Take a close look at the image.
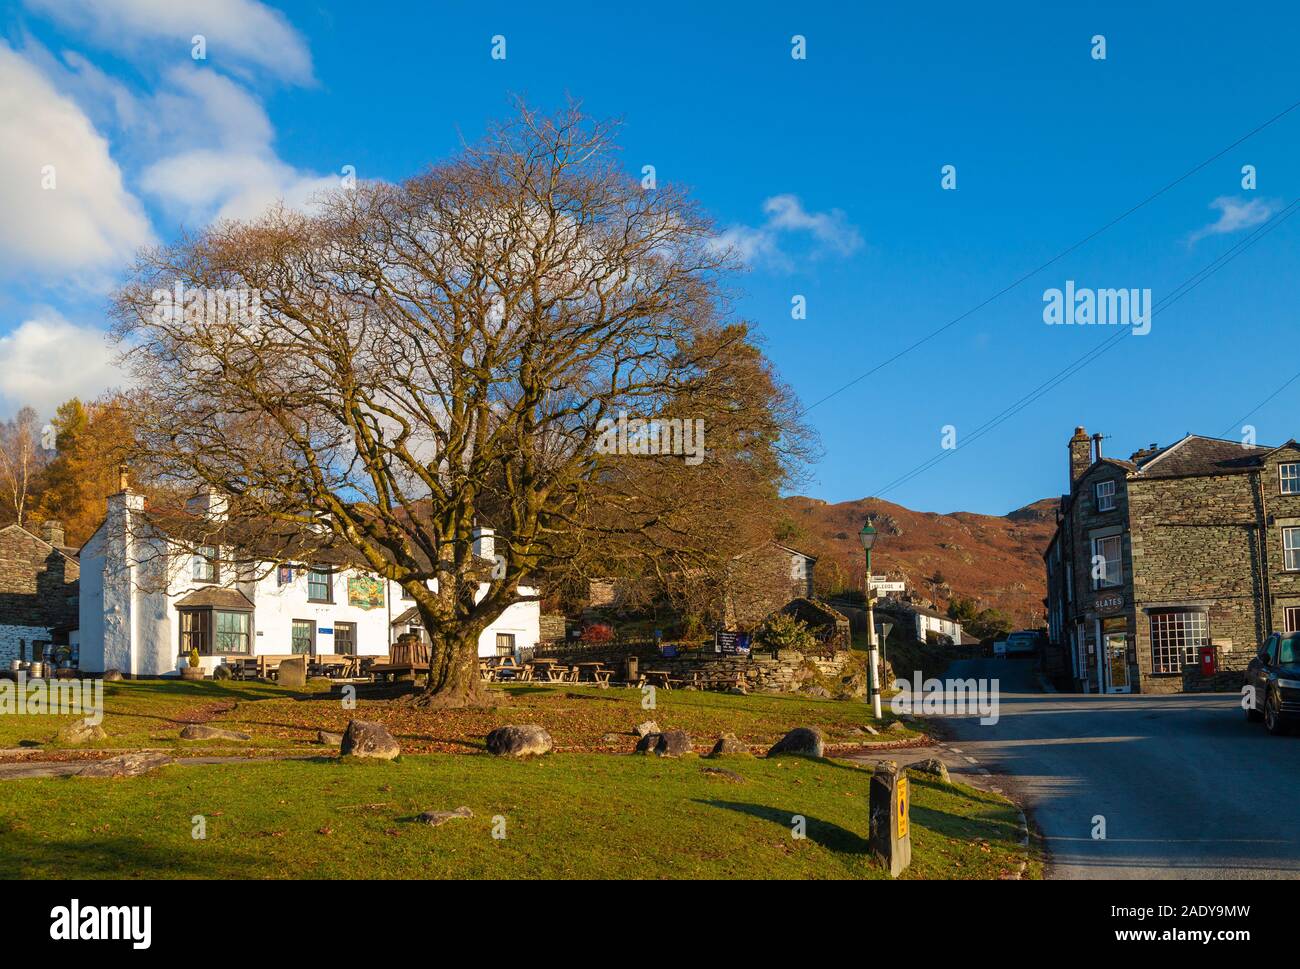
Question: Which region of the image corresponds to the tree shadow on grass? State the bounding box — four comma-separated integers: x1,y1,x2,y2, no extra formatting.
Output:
0,832,268,879
692,799,871,855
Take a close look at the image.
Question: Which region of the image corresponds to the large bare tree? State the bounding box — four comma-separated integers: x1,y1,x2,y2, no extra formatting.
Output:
111,104,810,706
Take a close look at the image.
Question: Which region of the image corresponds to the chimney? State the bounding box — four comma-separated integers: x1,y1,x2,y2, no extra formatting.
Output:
39,520,65,547
471,526,495,561
1092,433,1104,462
1069,426,1093,488
186,487,229,521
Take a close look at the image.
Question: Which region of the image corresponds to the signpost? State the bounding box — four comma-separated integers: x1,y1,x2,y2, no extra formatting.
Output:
869,761,912,877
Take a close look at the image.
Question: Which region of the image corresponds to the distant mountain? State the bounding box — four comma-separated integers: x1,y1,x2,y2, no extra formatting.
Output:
779,495,1058,628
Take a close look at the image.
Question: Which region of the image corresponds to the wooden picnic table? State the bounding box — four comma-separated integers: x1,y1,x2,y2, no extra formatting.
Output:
643,670,682,690
574,662,613,687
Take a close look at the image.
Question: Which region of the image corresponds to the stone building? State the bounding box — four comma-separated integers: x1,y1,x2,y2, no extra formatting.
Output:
723,542,816,628
1044,426,1300,693
0,520,80,665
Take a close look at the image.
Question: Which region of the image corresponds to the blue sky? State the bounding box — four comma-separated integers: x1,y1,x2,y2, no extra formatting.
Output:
2,1,1298,515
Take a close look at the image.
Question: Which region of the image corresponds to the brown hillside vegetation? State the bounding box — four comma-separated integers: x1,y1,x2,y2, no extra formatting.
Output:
779,495,1057,629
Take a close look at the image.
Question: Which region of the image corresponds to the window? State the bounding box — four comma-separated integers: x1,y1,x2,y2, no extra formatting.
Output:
1149,610,1208,674
1095,480,1117,512
307,568,333,602
334,622,356,656
1284,527,1300,572
1285,606,1300,634
1283,636,1299,666
214,611,251,654
180,608,251,655
180,610,209,653
291,620,315,655
1092,534,1123,589
192,545,218,583
495,633,516,657
1281,463,1300,496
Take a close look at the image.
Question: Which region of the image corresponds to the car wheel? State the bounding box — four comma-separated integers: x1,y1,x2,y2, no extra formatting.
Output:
1265,694,1289,735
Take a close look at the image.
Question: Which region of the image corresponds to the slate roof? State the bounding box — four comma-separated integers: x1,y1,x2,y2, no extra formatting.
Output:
1133,435,1272,478
173,587,255,610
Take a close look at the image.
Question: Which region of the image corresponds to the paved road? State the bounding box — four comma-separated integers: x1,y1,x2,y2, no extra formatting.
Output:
933,658,1300,879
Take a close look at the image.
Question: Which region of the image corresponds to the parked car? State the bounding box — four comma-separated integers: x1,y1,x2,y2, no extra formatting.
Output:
1000,631,1040,658
1245,632,1300,735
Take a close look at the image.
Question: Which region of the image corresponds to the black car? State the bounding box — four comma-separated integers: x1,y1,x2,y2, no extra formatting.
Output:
1245,632,1300,735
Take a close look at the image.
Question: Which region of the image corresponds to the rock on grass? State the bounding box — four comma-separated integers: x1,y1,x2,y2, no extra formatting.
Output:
179,724,252,742
341,720,401,760
485,724,553,757
767,726,824,759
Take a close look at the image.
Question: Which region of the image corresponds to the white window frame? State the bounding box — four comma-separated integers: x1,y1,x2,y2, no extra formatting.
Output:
1149,610,1208,674
1284,606,1300,634
1284,527,1300,572
192,545,218,583
1095,479,1117,512
1092,534,1123,589
1281,463,1300,496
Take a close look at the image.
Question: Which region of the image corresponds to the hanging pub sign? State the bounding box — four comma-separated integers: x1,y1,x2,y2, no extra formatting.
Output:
714,630,751,655
347,575,386,610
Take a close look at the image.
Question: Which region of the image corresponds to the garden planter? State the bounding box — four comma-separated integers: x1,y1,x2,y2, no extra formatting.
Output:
180,667,206,681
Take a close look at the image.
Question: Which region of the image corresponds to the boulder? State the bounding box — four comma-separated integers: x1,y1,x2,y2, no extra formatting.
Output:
317,730,343,746
277,656,307,688
485,724,553,757
56,719,106,745
910,757,951,784
102,669,124,682
341,719,401,760
707,733,749,757
638,728,691,757
801,685,832,699
600,732,625,744
76,752,171,778
417,806,474,826
634,720,661,738
886,720,908,733
767,726,824,759
179,724,252,742
726,685,749,696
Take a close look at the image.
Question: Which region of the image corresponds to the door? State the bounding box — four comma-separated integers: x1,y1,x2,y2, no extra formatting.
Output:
291,619,316,655
1103,632,1130,693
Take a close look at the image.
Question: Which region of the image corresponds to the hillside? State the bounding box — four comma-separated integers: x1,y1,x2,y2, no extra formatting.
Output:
779,495,1058,628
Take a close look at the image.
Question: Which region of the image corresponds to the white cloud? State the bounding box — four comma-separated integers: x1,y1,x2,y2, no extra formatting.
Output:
141,149,338,223
711,194,863,269
0,42,153,281
0,312,123,417
1189,195,1279,244
24,0,313,84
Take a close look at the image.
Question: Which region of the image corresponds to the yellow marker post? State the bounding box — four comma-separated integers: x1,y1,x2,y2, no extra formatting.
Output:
869,761,912,877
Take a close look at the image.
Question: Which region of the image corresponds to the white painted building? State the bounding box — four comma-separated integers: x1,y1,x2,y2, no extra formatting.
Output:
78,485,539,677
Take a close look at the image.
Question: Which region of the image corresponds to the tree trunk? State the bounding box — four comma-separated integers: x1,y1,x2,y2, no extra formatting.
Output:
413,627,495,709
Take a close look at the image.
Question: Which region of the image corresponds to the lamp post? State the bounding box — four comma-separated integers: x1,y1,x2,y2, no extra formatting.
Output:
860,522,882,719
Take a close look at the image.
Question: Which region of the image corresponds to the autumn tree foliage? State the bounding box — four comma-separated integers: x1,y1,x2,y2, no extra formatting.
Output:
110,104,811,706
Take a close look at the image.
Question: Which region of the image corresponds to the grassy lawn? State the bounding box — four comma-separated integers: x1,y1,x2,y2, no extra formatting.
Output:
0,679,923,755
0,753,1034,879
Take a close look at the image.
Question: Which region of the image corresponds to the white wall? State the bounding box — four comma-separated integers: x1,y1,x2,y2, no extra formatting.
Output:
78,507,542,674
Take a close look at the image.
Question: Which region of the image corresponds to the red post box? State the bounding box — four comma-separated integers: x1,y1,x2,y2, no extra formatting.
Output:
1198,645,1216,676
